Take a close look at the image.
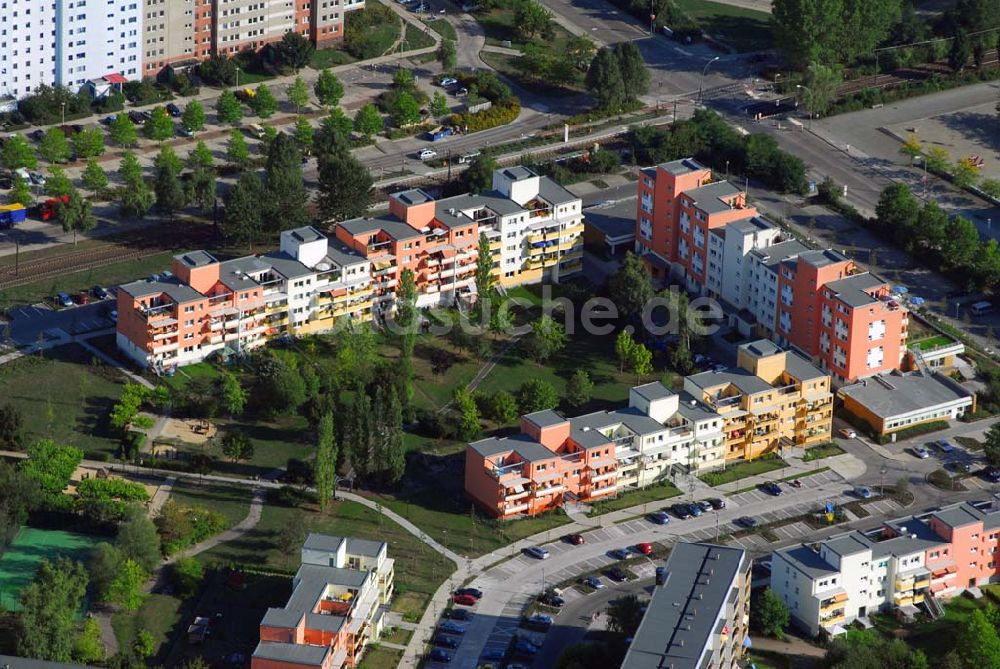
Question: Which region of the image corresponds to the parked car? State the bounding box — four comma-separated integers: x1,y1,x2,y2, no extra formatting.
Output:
647,511,670,525
56,292,74,307
428,648,452,663
452,594,478,606
29,172,46,187
760,482,783,496
28,129,45,142
539,592,564,607
635,542,654,555
985,467,1000,483
444,607,472,621
457,87,469,96
513,640,539,656
479,649,506,662
100,115,117,126
655,566,667,585
947,461,971,474
93,285,110,300
671,503,693,519
166,103,182,117
605,567,629,582
128,110,146,124
178,126,194,138
583,575,604,590
524,546,549,560
455,588,482,600
439,77,459,87
697,500,713,511
735,516,758,528
609,548,630,560
707,497,726,510
839,428,857,439
854,485,873,499
565,533,584,545
687,502,703,517
109,309,118,323
73,292,90,305
433,635,459,649
523,613,553,631
937,440,956,453
418,148,437,160
438,621,465,635
912,445,930,459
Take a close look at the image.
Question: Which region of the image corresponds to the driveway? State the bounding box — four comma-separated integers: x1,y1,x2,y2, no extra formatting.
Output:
6,299,115,345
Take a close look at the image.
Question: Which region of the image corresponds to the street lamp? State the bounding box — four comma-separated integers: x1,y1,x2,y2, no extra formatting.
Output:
880,465,888,496
914,155,928,198
60,102,66,126
235,66,241,89
795,84,812,129
698,56,720,104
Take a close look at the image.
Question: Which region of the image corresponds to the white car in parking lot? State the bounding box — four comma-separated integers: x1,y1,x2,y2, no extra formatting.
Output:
418,148,437,161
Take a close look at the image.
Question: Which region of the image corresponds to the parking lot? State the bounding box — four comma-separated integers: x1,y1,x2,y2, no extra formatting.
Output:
6,299,115,346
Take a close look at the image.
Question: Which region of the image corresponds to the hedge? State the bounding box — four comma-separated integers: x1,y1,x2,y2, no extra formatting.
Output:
879,419,949,445
450,98,520,133
76,477,151,502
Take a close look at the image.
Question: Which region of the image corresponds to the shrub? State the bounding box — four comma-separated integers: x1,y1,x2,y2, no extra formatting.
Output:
450,98,521,133
76,478,150,502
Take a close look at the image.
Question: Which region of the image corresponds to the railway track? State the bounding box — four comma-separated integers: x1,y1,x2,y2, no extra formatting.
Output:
836,54,1000,97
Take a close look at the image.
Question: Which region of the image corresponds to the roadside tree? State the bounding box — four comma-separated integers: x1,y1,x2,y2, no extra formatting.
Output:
226,128,251,167
2,134,38,170
251,84,279,118
43,166,73,198
58,190,96,245
109,113,138,147
216,89,244,125
144,107,174,142
314,69,345,108
565,369,593,408
71,129,105,159
39,128,71,164
353,103,384,138
182,100,207,132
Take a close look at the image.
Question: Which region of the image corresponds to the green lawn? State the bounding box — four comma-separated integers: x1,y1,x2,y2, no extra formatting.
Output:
0,528,101,611
700,456,788,487
475,8,574,50
587,481,682,517
358,645,404,669
0,250,177,310
112,594,184,663
911,334,955,351
195,497,454,622
674,0,774,53
801,442,845,462
424,17,458,42
479,51,585,96
167,482,253,528
404,22,436,51
309,48,357,69
0,344,127,459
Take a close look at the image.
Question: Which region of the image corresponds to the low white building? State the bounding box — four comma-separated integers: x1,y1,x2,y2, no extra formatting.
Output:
837,371,975,437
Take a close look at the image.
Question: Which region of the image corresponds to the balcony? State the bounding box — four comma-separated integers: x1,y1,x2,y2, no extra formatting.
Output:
534,484,565,497
591,470,617,483
502,502,529,514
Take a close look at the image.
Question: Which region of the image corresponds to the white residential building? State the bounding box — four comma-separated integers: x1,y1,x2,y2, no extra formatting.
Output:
706,216,783,311
0,0,142,100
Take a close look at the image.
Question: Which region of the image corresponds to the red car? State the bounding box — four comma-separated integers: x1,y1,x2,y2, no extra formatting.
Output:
566,534,584,545
452,594,478,606
636,542,654,555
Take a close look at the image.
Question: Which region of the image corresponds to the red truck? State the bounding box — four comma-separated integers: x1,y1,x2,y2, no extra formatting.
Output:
38,195,70,221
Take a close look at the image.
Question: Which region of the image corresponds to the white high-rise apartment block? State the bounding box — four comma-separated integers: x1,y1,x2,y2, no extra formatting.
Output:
0,1,142,100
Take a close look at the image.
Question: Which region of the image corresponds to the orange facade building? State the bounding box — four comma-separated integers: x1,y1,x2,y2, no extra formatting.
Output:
635,158,908,383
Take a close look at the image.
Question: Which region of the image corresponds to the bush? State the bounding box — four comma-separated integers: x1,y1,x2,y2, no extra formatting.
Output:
450,98,521,133
878,419,948,445
171,557,204,597
76,478,150,502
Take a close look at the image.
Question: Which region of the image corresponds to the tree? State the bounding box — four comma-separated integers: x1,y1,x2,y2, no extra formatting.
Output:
528,315,567,362
984,422,1000,468
262,132,310,231
221,432,254,463
518,378,559,414
81,159,109,197
953,157,980,189
118,152,154,219
223,172,265,246
71,128,105,159
187,141,214,172
225,128,251,168
44,166,73,198
16,557,88,662
925,146,951,174
565,369,593,408
607,594,644,636
251,84,279,118
875,182,921,248
751,587,790,640
475,232,496,303
321,108,353,142
489,390,519,425
438,38,457,70
609,252,653,322
198,55,238,85
0,404,24,450
942,216,981,273
615,329,636,373
957,608,1000,667
255,353,308,415
73,617,105,665
454,388,481,441
216,89,244,125
430,91,449,117
182,100,207,132
276,30,315,70
118,151,144,185
981,177,1000,199
89,543,123,603
825,629,929,669
586,47,625,109
116,511,161,573
390,91,421,127
134,630,155,660
144,107,175,142
316,150,374,222
899,134,922,165
629,342,653,381
277,522,307,562
463,152,498,194
564,35,597,70
39,128,71,164
800,62,842,117
172,557,204,598
772,0,843,68
106,558,147,611
315,412,338,510
58,190,97,245
353,103,384,138
287,76,311,114
950,29,972,72
314,69,345,108
154,146,187,216
514,0,553,40
290,117,314,157
220,372,247,416
2,134,38,170
614,42,649,101
9,174,33,206
393,67,416,90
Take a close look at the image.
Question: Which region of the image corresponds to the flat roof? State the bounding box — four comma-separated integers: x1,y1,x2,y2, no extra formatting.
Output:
740,339,782,359
683,180,744,215
838,372,973,420
657,158,706,176
262,251,315,280
499,165,537,181
798,248,848,269
632,381,674,402
469,433,557,462
774,544,840,579
253,641,330,666
676,392,721,423
285,225,325,243
752,239,811,269
538,178,579,206
523,409,566,429
392,188,434,206
339,215,423,241
584,199,637,241
623,543,746,669
823,272,886,308
687,368,773,396
324,242,369,269
302,533,385,558
118,278,204,304
784,351,828,382
728,215,776,234
219,256,270,291
174,250,217,268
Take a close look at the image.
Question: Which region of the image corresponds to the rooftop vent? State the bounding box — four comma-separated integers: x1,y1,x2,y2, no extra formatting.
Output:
316,262,331,271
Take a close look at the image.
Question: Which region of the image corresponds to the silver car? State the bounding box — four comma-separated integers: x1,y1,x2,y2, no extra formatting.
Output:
525,546,550,560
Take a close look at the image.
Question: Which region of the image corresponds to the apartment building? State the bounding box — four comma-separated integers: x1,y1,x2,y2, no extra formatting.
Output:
1,0,142,100
623,543,750,669
684,340,833,462
253,533,394,669
772,500,1000,636
116,226,373,369
142,0,362,76
634,157,909,383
